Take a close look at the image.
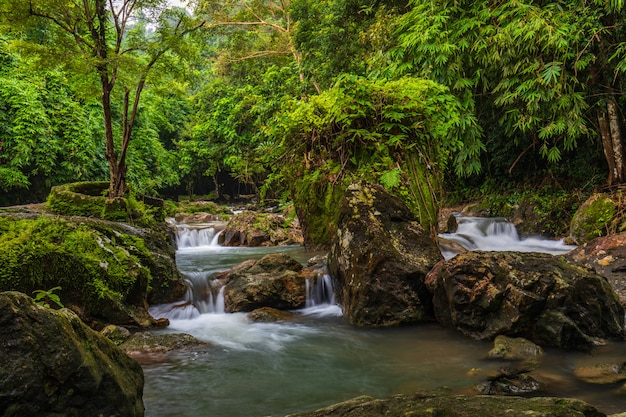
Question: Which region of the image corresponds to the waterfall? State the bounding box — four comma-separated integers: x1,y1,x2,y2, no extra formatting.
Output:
183,271,225,314
439,214,575,259
305,273,336,307
176,226,222,249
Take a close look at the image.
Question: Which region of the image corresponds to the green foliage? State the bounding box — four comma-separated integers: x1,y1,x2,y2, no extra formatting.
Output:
33,286,64,309
391,0,625,179
267,75,466,243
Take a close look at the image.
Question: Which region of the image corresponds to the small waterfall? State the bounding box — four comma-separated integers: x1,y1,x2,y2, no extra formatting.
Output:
184,271,225,314
439,214,576,259
176,226,220,249
306,273,336,307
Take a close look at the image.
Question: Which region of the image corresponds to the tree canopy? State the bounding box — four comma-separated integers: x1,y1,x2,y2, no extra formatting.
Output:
0,0,624,234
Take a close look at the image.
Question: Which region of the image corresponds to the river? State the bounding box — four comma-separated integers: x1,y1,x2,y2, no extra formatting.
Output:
143,217,625,417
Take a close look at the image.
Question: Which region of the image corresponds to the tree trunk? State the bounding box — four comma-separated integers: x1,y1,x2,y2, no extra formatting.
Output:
598,99,626,185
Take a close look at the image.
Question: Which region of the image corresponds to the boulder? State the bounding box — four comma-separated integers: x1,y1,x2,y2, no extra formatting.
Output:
221,253,307,312
474,373,545,395
567,233,626,307
427,251,624,349
218,210,302,246
328,181,443,327
0,214,184,329
0,291,144,417
119,332,209,364
569,193,617,244
488,335,544,372
272,393,606,417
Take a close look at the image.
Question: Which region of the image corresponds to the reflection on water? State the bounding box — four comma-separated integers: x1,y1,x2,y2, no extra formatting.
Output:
143,221,626,417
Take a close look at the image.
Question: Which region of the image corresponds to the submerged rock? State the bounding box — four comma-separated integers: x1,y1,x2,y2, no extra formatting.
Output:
119,331,210,364
248,307,298,322
574,361,626,385
328,181,442,327
0,291,144,417
274,393,606,417
427,251,624,350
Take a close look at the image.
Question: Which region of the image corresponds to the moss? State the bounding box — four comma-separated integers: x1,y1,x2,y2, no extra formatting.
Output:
570,193,617,243
46,181,163,226
0,216,153,323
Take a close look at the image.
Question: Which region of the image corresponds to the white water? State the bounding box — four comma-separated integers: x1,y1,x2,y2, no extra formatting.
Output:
439,214,576,260
143,219,624,417
175,225,222,249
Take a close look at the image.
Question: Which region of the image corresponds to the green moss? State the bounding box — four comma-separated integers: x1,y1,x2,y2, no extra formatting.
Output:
46,181,163,226
570,193,617,243
0,216,153,316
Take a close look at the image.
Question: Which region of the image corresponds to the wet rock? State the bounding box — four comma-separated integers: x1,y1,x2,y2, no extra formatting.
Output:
100,324,132,345
567,233,626,307
569,193,617,244
0,291,144,417
222,253,307,312
574,361,626,384
218,210,302,246
474,373,545,395
273,393,606,417
427,251,624,349
120,331,209,364
488,335,544,371
328,181,442,327
248,307,297,322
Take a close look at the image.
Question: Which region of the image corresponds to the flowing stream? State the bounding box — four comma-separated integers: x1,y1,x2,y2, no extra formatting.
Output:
144,218,625,417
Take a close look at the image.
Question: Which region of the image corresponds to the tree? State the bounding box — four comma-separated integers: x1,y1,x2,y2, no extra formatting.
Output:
392,0,626,185
0,0,205,197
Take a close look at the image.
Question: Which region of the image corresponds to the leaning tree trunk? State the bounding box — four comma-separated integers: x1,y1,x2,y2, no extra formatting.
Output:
597,98,626,185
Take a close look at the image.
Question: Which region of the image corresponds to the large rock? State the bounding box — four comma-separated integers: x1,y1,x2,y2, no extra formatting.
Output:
221,253,307,312
328,182,443,327
0,291,144,417
274,393,606,417
218,210,302,246
567,233,626,307
0,214,185,329
427,251,624,349
569,193,617,244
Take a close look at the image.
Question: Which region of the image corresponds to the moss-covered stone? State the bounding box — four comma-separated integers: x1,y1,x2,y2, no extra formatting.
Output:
274,393,606,417
570,193,617,244
0,291,144,417
0,214,185,328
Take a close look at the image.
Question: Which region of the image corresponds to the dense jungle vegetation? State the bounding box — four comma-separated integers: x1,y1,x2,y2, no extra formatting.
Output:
1,0,626,243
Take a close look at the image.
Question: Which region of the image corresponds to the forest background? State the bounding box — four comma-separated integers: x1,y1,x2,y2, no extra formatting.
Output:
1,0,625,245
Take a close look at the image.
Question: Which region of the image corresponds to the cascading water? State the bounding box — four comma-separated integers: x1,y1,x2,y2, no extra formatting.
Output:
438,214,576,260
175,225,222,249
305,273,335,308
143,217,624,417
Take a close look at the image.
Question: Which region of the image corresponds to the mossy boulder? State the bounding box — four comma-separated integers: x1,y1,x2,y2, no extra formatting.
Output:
119,332,210,364
274,393,606,417
46,181,167,225
0,215,185,328
0,291,144,416
569,193,617,244
328,181,442,327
